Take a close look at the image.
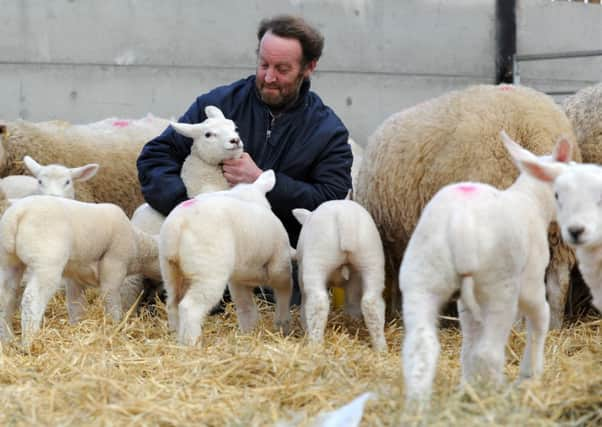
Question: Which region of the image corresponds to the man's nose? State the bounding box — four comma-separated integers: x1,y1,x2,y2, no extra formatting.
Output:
265,69,276,83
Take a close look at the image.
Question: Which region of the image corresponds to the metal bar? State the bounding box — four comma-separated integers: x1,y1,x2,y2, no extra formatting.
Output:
515,50,602,62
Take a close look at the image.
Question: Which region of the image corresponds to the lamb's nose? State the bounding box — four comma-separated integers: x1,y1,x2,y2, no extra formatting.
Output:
568,225,585,242
230,138,240,146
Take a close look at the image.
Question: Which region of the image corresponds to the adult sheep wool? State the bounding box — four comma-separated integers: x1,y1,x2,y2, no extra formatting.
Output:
563,82,602,164
0,114,169,217
355,84,581,324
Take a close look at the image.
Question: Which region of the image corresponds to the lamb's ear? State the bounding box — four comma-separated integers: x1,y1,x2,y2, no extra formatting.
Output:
518,157,568,183
170,122,203,139
500,130,537,165
553,136,572,163
254,169,276,193
292,208,311,225
70,163,100,182
204,105,225,120
23,155,42,177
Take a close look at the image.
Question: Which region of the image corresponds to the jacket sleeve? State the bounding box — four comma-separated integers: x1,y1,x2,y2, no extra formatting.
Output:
136,98,206,216
267,125,353,218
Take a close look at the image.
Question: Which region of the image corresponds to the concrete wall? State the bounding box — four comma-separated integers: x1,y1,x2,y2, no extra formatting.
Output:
0,0,599,146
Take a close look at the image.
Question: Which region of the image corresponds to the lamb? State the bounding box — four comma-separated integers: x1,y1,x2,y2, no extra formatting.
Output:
159,170,292,346
519,160,602,313
0,155,98,200
0,113,169,217
354,84,581,328
400,131,572,405
0,194,161,350
131,105,243,235
292,199,387,351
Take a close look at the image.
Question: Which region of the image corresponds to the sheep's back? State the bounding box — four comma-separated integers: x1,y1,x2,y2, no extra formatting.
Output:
563,82,602,164
355,84,580,317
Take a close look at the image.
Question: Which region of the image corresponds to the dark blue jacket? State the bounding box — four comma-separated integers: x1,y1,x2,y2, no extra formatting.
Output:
137,75,352,246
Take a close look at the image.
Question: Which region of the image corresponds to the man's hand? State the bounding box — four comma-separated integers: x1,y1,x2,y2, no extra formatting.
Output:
222,152,263,186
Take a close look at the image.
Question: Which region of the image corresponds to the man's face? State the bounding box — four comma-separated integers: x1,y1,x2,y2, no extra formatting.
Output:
255,31,315,110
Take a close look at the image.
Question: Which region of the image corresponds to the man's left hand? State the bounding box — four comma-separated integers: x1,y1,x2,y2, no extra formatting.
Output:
222,152,263,185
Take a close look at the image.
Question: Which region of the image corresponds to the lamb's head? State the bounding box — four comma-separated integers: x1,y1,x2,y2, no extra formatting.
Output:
226,169,276,209
23,155,99,199
170,106,243,165
502,131,602,248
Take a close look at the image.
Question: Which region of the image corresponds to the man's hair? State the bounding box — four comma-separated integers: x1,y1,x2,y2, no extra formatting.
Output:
257,15,324,66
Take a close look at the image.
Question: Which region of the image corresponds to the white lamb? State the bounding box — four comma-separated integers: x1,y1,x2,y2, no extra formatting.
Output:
0,155,98,199
292,200,387,351
0,195,161,350
400,131,572,405
518,161,602,312
159,170,292,346
131,105,243,234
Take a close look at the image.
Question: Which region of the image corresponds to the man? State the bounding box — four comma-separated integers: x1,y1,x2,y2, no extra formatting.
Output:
137,14,352,305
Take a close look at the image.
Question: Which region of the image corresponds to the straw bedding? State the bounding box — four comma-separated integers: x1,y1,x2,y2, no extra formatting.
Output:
0,291,599,426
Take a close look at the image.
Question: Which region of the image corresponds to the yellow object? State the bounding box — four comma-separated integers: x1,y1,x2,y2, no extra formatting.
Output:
332,287,345,308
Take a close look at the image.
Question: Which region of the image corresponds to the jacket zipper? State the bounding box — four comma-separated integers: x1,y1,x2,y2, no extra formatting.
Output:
266,112,276,143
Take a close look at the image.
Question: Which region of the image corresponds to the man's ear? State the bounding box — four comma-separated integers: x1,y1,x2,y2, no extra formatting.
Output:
303,59,317,78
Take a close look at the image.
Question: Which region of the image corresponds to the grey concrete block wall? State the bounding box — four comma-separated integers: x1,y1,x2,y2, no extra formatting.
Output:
0,0,599,146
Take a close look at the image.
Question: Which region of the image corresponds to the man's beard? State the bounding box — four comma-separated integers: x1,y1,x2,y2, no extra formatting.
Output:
257,73,305,111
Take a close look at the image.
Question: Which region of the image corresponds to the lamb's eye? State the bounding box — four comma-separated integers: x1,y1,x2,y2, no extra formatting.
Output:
554,192,559,201
205,132,213,138
38,179,42,185
65,179,71,185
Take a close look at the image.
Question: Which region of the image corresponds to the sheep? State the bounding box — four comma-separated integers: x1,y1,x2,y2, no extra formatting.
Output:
400,131,572,405
0,113,169,217
354,84,581,328
131,105,243,235
562,82,602,165
159,170,292,346
292,199,387,351
518,160,602,313
0,194,161,350
0,155,98,200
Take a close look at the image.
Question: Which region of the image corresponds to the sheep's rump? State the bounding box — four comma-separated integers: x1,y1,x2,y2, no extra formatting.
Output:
563,82,602,165
0,115,169,216
355,84,581,318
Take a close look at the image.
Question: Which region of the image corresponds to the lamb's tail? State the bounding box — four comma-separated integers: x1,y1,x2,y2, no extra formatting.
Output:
448,207,482,323
336,207,357,254
160,220,189,304
0,193,22,256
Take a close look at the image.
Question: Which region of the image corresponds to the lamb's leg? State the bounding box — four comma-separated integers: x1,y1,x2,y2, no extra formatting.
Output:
120,274,145,312
270,273,293,335
65,278,87,324
467,290,517,387
358,268,386,352
302,270,330,344
545,263,569,329
177,280,226,346
98,258,127,322
458,299,483,384
0,264,24,343
402,288,443,404
229,282,259,333
20,267,63,350
344,269,363,319
159,257,180,333
518,280,550,379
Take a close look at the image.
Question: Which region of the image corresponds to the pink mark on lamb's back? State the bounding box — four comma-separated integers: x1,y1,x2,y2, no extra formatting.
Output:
179,199,197,208
499,85,513,92
112,120,130,127
455,184,479,195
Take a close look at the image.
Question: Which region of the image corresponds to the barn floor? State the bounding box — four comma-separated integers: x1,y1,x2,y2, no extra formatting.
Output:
0,291,600,426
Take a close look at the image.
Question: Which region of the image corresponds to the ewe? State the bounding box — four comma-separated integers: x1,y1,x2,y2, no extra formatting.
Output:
0,195,161,350
292,199,387,351
160,170,292,346
400,131,571,405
